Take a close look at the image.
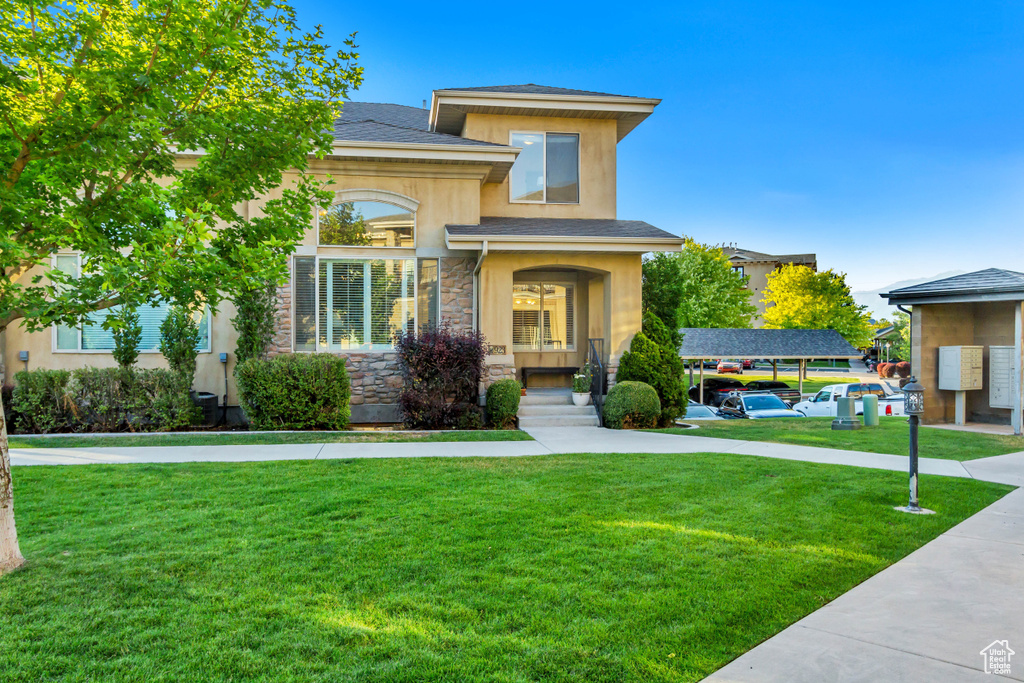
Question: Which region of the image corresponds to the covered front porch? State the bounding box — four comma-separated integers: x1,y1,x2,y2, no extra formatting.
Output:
445,216,684,390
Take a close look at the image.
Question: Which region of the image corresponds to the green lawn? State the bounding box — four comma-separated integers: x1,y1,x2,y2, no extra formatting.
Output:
684,373,857,394
654,417,1024,461
0,454,1010,682
8,429,533,449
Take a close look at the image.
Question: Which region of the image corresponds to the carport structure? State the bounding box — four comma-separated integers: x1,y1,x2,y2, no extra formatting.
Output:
677,328,862,403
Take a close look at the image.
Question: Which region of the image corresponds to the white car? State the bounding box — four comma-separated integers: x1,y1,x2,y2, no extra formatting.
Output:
793,382,905,417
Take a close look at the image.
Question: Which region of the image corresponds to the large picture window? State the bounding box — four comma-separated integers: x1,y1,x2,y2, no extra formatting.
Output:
512,282,575,351
509,132,580,204
292,256,439,352
319,200,414,247
53,254,210,352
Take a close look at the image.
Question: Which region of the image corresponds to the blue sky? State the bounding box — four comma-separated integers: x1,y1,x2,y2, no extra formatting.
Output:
292,0,1024,293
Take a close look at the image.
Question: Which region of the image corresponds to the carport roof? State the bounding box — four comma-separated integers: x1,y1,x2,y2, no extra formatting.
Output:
677,328,861,359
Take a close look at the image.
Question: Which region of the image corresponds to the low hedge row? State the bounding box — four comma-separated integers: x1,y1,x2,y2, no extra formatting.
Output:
8,368,199,433
235,353,351,431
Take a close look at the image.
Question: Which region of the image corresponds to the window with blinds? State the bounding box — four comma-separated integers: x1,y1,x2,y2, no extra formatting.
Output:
293,256,317,352
304,258,416,351
53,254,210,352
512,282,574,351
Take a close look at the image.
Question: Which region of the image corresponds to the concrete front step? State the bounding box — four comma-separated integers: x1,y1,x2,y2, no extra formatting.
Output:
519,393,574,406
518,415,601,428
518,404,597,417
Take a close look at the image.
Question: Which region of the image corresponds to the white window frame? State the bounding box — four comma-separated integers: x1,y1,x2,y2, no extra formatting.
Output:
315,189,419,248
293,255,438,354
511,279,577,352
508,131,581,205
50,253,212,354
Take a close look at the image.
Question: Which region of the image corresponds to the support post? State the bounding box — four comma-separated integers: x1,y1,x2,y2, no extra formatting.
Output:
772,359,777,381
954,390,966,426
1015,302,1023,436
798,359,804,396
907,413,921,511
699,360,705,404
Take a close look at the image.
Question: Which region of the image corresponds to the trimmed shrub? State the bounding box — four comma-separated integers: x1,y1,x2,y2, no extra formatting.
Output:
616,313,686,425
486,379,521,429
236,354,351,431
880,362,897,378
895,361,911,378
69,368,199,432
603,381,661,430
394,325,486,430
160,304,201,387
11,369,73,433
876,362,890,378
233,280,279,366
111,306,143,370
1,384,13,427
9,368,197,433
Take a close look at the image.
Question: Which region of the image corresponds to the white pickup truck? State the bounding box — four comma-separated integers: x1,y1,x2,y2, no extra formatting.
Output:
793,382,905,417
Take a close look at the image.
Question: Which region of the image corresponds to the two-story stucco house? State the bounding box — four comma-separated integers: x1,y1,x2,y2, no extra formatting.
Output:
2,84,684,423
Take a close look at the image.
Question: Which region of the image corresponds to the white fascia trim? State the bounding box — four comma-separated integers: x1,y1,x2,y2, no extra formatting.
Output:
445,234,683,253
329,140,520,162
430,91,661,129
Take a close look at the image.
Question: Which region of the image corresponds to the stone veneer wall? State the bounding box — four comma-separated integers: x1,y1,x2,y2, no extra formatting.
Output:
440,257,474,331
265,258,477,420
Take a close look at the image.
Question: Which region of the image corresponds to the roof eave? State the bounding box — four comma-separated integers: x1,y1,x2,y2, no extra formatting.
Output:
445,233,683,253
883,291,1024,305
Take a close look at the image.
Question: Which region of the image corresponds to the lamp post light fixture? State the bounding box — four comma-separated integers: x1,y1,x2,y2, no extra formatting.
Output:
896,377,934,514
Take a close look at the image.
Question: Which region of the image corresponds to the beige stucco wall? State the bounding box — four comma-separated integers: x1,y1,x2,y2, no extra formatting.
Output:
911,302,1019,424
739,262,776,327
463,113,617,220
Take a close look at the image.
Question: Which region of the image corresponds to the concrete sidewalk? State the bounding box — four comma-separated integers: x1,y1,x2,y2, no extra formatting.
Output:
9,427,1012,486
704,487,1024,682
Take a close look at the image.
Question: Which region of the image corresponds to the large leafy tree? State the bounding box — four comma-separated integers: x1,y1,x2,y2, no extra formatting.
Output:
0,0,362,575
761,265,874,348
676,239,757,329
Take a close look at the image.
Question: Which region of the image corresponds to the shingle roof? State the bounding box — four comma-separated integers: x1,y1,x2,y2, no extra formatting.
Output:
333,101,509,147
437,84,644,98
883,268,1024,302
722,247,816,265
445,217,681,240
677,328,861,359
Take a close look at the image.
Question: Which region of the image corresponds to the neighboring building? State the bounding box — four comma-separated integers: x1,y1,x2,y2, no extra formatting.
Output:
3,84,683,422
721,247,817,327
883,269,1024,433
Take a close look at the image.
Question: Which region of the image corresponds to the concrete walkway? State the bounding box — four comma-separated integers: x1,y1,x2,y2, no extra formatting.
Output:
704,486,1024,682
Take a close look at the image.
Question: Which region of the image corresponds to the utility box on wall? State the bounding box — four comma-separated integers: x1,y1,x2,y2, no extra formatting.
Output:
938,345,983,391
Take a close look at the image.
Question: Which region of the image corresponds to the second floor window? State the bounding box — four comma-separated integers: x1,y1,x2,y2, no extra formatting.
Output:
319,200,414,247
509,132,580,204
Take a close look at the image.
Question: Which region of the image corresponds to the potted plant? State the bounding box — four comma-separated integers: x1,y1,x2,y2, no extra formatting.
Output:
572,365,591,406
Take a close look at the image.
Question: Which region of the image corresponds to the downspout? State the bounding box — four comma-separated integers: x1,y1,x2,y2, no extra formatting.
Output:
472,241,488,332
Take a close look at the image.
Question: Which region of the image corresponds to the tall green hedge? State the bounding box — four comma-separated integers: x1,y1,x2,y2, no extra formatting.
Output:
616,313,686,426
486,379,521,429
602,381,661,430
9,367,198,433
236,354,350,431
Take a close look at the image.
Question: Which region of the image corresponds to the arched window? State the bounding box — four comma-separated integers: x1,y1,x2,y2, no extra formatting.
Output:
319,200,415,248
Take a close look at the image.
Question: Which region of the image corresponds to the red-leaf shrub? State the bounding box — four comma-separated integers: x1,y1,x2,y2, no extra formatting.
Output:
395,324,487,429
895,361,911,378
880,363,897,378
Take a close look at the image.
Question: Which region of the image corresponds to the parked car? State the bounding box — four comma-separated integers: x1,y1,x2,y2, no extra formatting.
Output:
678,400,724,421
717,391,806,419
792,382,905,417
689,377,747,406
742,359,756,370
743,380,801,405
717,359,743,374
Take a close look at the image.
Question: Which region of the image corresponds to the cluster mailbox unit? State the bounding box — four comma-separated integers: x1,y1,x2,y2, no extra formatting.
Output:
938,345,983,425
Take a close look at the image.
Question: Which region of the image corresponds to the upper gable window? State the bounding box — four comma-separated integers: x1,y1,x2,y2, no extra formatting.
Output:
319,200,414,247
509,132,579,204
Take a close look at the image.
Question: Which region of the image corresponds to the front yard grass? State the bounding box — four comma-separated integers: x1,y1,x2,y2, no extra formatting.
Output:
8,429,533,449
0,453,1011,682
653,417,1024,461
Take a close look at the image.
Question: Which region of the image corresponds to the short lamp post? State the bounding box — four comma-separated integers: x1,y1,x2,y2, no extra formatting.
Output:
897,378,932,514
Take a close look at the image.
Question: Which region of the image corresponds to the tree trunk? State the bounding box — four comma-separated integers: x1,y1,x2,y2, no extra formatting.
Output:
0,396,25,575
